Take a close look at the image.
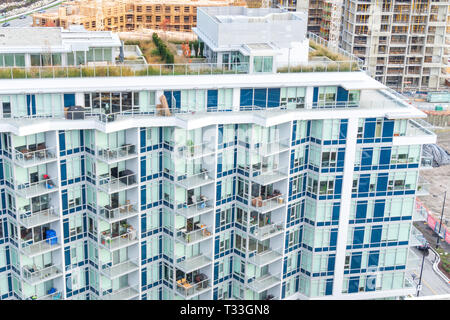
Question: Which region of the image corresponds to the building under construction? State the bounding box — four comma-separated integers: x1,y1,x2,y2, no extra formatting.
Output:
32,0,246,32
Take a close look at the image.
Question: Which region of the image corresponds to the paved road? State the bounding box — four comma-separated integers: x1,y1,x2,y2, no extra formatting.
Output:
3,15,33,27
410,247,450,297
414,221,450,253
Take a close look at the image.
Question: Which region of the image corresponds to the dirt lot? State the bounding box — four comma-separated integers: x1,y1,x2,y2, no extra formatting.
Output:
418,129,450,225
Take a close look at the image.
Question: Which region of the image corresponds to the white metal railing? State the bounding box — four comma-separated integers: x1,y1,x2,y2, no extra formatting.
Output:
176,225,212,244
248,138,290,156
100,258,139,278
10,146,57,165
20,236,59,256
250,194,286,212
172,142,215,158
99,228,138,250
247,273,282,292
175,278,210,297
101,285,140,300
14,178,58,198
22,264,62,284
249,223,285,240
98,173,137,192
250,166,288,185
19,208,58,228
98,202,138,221
248,247,283,265
174,170,214,188
96,144,137,162
174,199,213,218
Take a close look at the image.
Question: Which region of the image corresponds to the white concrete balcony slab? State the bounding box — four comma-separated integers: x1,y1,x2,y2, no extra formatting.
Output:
173,170,215,189
20,237,61,258
18,208,59,228
247,274,281,293
176,254,212,273
101,285,140,300
100,258,139,279
248,247,283,266
22,264,63,286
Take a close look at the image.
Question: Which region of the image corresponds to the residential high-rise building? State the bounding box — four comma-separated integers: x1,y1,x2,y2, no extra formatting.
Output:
0,8,436,300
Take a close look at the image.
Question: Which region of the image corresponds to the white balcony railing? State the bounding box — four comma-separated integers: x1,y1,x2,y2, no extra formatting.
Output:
18,208,59,228
249,223,285,241
248,138,290,156
176,225,212,244
22,264,62,285
174,199,214,218
101,285,140,300
98,202,138,222
250,194,286,213
14,178,58,198
171,142,215,159
100,258,139,278
96,144,137,162
175,278,210,298
99,229,138,251
247,273,281,293
174,170,214,189
20,237,60,257
11,146,57,166
98,173,137,193
248,247,283,266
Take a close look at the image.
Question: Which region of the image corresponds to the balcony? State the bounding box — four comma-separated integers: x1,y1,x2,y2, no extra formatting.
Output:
249,223,285,241
100,258,139,279
20,237,61,258
420,156,433,169
176,254,212,273
18,208,59,228
250,194,286,214
35,290,63,300
248,247,283,266
176,225,213,245
22,264,62,285
173,170,214,189
413,200,428,222
102,285,140,300
14,178,58,199
98,201,138,223
171,142,215,159
416,177,430,196
247,138,290,157
249,166,288,186
174,199,214,218
96,144,137,164
175,278,211,299
100,228,138,251
11,146,57,168
98,172,137,193
247,273,281,293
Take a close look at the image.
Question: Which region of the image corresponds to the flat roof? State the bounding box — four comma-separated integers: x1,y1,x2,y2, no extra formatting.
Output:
0,71,385,94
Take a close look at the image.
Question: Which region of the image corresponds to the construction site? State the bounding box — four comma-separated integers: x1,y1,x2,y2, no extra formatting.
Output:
31,0,248,32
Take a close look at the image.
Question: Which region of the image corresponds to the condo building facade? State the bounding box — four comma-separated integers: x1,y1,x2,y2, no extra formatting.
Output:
0,8,437,301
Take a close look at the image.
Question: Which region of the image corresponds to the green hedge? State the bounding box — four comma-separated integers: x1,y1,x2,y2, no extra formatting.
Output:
152,33,174,64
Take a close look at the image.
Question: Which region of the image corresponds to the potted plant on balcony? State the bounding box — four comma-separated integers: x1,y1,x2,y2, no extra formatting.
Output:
186,139,194,156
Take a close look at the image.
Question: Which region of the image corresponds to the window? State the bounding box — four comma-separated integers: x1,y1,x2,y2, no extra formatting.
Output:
281,87,306,109
318,87,337,106
253,56,273,73
219,205,232,227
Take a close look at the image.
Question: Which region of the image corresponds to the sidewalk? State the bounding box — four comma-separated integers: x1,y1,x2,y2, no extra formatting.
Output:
414,221,450,253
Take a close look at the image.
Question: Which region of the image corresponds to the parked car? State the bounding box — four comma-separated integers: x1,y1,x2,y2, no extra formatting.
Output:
1,22,10,27
19,15,27,19
38,10,46,13
416,235,430,251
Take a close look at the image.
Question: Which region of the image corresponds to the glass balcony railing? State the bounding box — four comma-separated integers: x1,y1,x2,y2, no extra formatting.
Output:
420,156,433,169
176,225,213,244
98,173,137,193
248,138,290,156
99,258,139,278
248,247,283,266
96,144,137,163
98,202,138,222
35,291,63,300
247,273,281,293
250,194,286,213
175,278,211,298
14,178,58,198
176,254,212,273
173,170,214,189
18,208,59,228
413,200,428,221
249,223,285,241
22,264,62,285
20,237,60,257
101,285,140,300
174,199,214,218
250,166,288,186
416,177,430,196
99,229,138,251
10,146,57,167
171,142,216,159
